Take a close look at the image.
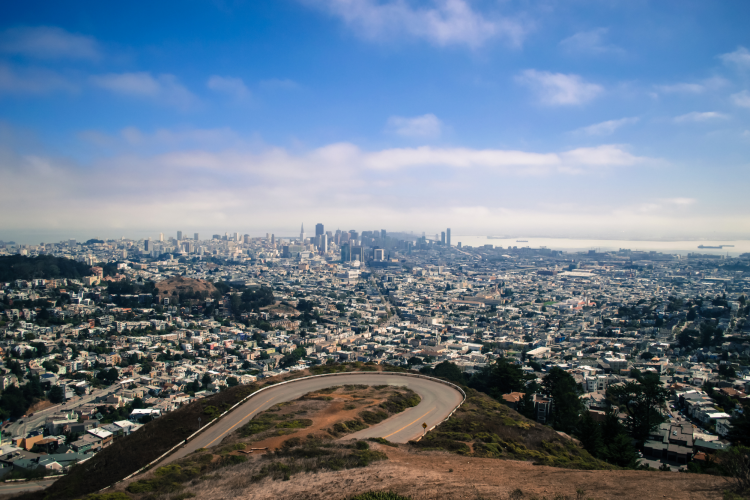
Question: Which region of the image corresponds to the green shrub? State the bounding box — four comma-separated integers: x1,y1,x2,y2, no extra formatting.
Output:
356,441,370,450
367,437,398,447
350,492,411,500
83,493,132,500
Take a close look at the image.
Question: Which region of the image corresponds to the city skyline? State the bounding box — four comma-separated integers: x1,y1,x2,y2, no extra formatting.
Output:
2,2,750,240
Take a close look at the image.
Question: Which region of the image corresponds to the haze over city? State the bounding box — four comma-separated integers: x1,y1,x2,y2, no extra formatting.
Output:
2,1,750,243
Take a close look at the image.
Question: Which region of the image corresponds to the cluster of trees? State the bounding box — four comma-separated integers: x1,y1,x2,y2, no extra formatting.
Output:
678,323,724,350
0,375,44,419
0,255,92,281
228,286,275,315
423,359,670,468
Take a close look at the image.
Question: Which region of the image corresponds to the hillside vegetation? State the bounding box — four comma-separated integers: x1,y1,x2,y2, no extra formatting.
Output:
410,388,613,470
0,255,92,281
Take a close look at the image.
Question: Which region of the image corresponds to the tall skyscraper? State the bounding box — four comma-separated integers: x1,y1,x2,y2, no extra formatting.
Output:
447,228,451,247
320,234,328,253
315,223,324,237
340,243,350,262
441,232,446,245
177,231,183,241
381,229,386,240
300,223,305,242
271,234,275,245
194,233,199,241
144,238,150,251
159,232,164,242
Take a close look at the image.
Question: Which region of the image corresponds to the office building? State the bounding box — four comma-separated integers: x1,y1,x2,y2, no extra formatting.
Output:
381,229,386,240
144,238,150,251
315,223,324,237
159,233,164,242
194,233,199,241
374,248,385,261
441,232,446,245
319,234,328,253
300,223,305,242
176,231,183,241
340,243,350,263
447,228,451,246
351,245,364,262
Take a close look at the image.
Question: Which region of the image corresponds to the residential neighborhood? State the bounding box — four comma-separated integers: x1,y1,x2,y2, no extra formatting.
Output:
0,229,749,478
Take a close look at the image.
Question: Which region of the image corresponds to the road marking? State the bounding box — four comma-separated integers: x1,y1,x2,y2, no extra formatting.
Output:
205,397,274,447
383,407,435,439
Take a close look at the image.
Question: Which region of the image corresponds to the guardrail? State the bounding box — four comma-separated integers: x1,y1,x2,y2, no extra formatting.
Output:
102,369,465,491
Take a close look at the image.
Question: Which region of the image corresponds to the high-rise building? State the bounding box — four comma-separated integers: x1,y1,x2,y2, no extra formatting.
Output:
374,248,385,261
340,243,350,263
320,234,328,253
300,223,305,242
159,232,164,242
381,229,387,240
441,232,446,245
144,238,150,251
194,233,199,241
271,234,275,245
315,223,324,237
447,228,451,247
351,245,364,262
177,231,183,241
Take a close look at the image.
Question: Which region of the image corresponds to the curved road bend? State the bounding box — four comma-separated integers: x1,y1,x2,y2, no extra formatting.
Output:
159,374,462,466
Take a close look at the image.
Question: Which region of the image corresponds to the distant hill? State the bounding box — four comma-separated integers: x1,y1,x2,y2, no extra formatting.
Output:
155,276,218,301
0,255,91,282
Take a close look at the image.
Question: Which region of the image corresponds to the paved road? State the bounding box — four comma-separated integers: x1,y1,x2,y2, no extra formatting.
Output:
0,478,57,495
7,386,118,438
159,373,462,466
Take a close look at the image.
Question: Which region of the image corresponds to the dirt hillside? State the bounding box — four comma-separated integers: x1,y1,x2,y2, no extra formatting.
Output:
156,443,730,500
155,276,217,299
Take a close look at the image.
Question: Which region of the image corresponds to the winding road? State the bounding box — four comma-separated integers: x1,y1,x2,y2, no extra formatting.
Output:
159,373,463,466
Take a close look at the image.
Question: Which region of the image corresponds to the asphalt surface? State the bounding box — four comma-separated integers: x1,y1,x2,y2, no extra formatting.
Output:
7,386,118,438
159,373,463,466
0,478,57,495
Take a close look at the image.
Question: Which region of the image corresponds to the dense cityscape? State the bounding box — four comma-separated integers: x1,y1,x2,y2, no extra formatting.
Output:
0,226,748,484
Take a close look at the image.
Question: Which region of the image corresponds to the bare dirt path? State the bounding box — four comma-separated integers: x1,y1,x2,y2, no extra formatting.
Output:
187,443,730,500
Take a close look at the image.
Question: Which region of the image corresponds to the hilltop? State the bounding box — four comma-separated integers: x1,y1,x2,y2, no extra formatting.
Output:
154,275,218,302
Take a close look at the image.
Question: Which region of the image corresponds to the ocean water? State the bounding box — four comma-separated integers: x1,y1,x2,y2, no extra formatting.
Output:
450,236,750,257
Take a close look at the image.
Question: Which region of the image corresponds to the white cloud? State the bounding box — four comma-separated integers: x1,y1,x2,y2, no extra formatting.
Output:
0,63,76,94
719,46,750,69
559,28,623,55
573,117,639,136
731,90,750,109
90,72,197,109
0,26,100,60
362,143,648,172
304,0,525,48
385,114,443,138
207,75,250,100
516,70,603,106
655,77,727,94
673,111,729,123
662,197,696,206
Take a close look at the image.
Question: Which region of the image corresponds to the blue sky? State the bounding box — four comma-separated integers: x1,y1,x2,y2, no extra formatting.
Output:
1,0,750,242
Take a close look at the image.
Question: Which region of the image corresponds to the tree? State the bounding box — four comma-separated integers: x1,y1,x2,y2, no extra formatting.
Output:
468,359,526,400
542,367,583,435
226,377,239,388
132,397,144,409
607,371,669,442
48,386,64,404
578,412,605,458
201,372,213,387
717,445,750,492
727,409,750,447
430,361,466,384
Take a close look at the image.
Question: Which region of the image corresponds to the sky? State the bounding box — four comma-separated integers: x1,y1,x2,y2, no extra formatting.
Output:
1,0,750,244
